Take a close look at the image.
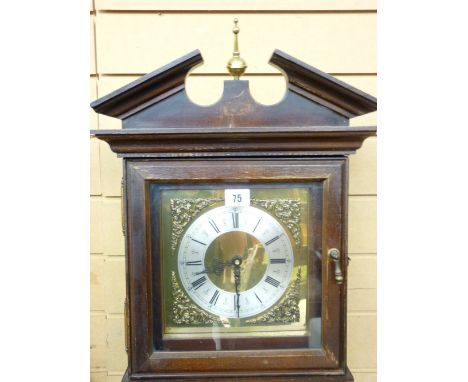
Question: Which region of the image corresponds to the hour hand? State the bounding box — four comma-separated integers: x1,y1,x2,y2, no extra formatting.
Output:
193,268,219,276
193,269,209,276
234,268,241,318
194,259,227,276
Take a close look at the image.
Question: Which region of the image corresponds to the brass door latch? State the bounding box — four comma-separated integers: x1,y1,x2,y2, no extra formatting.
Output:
328,248,344,284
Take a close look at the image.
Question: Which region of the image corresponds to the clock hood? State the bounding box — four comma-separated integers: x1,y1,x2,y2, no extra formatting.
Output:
90,49,376,129
90,49,377,157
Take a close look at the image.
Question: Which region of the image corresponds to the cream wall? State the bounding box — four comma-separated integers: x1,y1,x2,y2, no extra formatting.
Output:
90,1,377,381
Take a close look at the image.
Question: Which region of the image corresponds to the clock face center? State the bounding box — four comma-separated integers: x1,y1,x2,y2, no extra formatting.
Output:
232,256,242,266
204,231,267,293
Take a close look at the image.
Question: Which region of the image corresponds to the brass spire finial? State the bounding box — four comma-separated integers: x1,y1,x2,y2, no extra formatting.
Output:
227,18,247,80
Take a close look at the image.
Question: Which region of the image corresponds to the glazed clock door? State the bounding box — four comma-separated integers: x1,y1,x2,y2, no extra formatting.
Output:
125,159,348,376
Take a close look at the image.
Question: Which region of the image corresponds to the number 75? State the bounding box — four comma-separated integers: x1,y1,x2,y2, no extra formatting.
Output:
233,194,242,203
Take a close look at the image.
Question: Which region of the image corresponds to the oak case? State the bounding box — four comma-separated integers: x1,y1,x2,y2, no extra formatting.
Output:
91,47,377,381
124,159,349,379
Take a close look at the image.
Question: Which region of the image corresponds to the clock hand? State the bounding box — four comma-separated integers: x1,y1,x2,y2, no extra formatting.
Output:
232,256,242,318
193,269,210,276
193,259,230,276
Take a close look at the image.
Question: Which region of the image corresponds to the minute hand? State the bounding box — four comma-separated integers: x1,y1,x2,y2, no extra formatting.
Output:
233,259,241,318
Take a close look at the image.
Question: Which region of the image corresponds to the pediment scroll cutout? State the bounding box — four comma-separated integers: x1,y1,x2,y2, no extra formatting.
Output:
91,49,376,130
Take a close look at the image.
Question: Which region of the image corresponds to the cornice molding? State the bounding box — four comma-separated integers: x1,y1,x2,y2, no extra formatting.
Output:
91,126,376,157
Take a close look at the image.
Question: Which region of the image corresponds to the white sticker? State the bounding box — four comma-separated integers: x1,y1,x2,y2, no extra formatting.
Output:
225,189,250,207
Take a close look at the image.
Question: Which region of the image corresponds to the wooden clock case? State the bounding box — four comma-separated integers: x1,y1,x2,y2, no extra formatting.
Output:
91,49,377,382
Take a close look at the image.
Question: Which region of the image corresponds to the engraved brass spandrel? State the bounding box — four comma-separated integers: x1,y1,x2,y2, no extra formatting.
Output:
251,198,302,246
170,271,222,325
246,268,302,325
170,197,223,253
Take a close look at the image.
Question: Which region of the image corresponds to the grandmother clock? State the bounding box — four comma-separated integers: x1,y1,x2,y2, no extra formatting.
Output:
91,20,377,382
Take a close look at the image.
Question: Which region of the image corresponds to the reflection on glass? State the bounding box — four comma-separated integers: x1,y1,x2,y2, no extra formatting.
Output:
152,184,323,351
205,232,267,292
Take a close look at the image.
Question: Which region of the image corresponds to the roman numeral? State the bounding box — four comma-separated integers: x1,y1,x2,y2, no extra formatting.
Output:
265,276,280,288
209,290,220,305
232,211,239,229
191,238,207,246
265,235,280,246
252,217,262,233
208,219,220,233
254,292,262,304
186,260,202,266
270,258,286,264
191,276,207,290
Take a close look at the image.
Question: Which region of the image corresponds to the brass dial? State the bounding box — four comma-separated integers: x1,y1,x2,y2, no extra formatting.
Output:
177,205,294,318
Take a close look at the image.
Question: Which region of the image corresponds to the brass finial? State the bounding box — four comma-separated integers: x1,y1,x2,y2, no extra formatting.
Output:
227,18,247,80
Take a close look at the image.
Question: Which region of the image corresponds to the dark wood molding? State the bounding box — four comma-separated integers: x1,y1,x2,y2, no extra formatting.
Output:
121,80,349,128
124,159,348,380
269,49,377,118
90,50,202,118
122,367,354,381
91,126,376,157
90,49,377,127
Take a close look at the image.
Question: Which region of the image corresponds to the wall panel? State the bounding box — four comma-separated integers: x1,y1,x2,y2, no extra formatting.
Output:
91,313,107,369
90,76,99,129
347,314,377,370
90,199,103,254
348,256,377,290
96,0,377,12
91,256,106,311
99,142,122,196
91,370,107,382
348,196,377,254
349,137,377,195
104,258,126,314
90,138,102,195
95,13,376,75
90,17,97,75
102,199,125,256
106,316,127,372
353,372,377,382
348,288,377,312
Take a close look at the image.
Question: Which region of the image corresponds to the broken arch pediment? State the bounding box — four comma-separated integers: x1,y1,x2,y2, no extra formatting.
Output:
91,49,376,129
